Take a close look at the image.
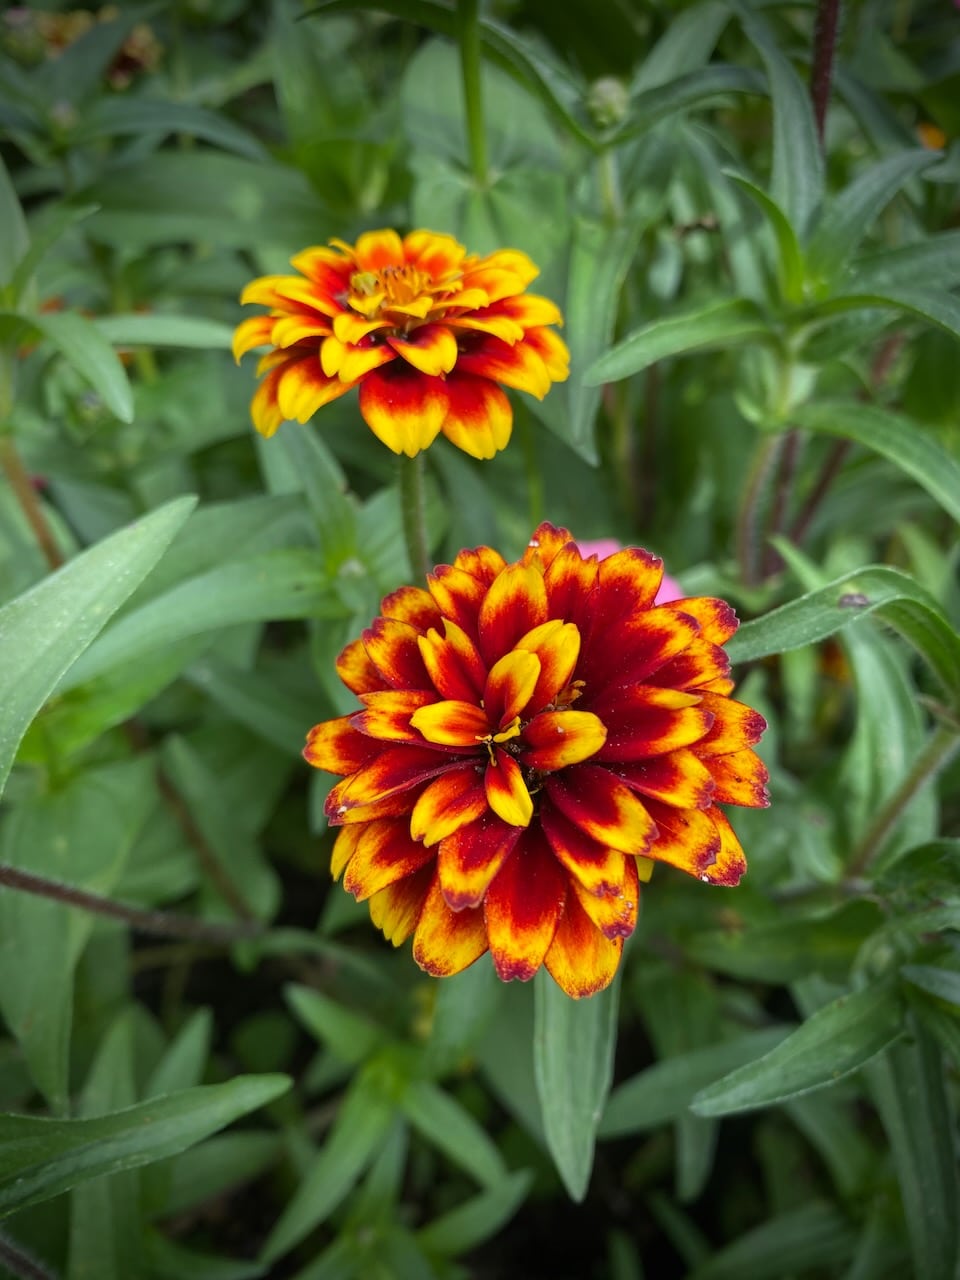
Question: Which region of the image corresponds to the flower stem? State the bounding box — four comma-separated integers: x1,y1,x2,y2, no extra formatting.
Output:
0,434,63,570
736,432,786,587
458,0,489,186
399,452,430,582
810,0,841,144
0,863,263,945
0,1231,57,1280
848,724,960,877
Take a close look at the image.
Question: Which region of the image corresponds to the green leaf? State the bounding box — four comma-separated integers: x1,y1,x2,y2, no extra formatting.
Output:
851,230,960,292
727,565,960,706
632,1,731,90
6,308,133,421
600,1028,791,1137
0,1075,290,1218
93,314,235,350
820,285,960,345
10,204,99,304
73,97,267,159
146,1009,214,1099
0,151,29,289
735,4,824,234
416,1170,533,1256
0,494,195,798
725,172,805,303
865,1024,960,1280
807,151,937,285
0,761,155,1111
533,969,620,1201
285,984,383,1065
793,401,960,527
400,1079,507,1189
692,984,903,1116
608,65,766,147
262,1066,395,1262
585,298,768,384
902,964,960,1009
185,658,309,757
687,1202,856,1280
61,550,343,691
562,218,644,462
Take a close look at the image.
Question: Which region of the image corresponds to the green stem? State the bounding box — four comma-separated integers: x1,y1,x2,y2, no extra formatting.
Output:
0,863,262,945
458,0,488,185
518,405,544,527
399,452,430,582
599,149,624,224
848,724,960,877
736,432,786,587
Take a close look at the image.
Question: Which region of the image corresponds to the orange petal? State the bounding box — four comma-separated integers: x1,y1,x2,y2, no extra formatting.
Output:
452,545,508,585
521,710,607,772
331,787,421,827
276,354,354,422
447,312,527,345
514,619,582,713
272,314,331,348
484,830,566,982
523,522,576,569
643,799,722,879
410,699,489,747
403,229,467,276
569,855,639,940
380,585,442,630
332,312,389,345
617,748,716,810
523,326,570,381
330,746,462,815
418,620,487,702
544,891,623,998
411,769,489,846
362,617,432,690
233,314,274,361
498,293,565,327
457,334,552,398
330,824,363,881
437,811,523,909
540,802,626,897
438,373,513,460
338,341,396,384
343,817,435,901
387,323,458,376
485,748,533,827
427,565,489,638
701,806,748,884
704,748,770,808
304,716,380,775
661,596,739,645
354,229,405,270
592,686,714,761
477,562,549,669
336,636,386,695
358,365,448,457
544,765,657,855
368,863,434,945
484,649,541,728
353,690,437,742
412,874,489,977
693,693,767,755
250,365,285,437
289,246,352,295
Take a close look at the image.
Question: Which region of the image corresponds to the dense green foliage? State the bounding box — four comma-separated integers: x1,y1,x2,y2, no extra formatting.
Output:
1,0,959,1276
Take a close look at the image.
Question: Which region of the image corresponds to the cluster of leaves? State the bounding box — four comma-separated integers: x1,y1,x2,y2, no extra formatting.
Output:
0,1,958,1277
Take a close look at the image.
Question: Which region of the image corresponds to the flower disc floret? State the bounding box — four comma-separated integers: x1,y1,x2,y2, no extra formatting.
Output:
233,229,570,460
304,523,770,998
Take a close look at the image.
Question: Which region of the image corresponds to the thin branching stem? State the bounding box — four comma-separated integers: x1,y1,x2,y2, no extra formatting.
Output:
0,1232,59,1280
810,0,841,144
0,435,63,570
737,432,786,587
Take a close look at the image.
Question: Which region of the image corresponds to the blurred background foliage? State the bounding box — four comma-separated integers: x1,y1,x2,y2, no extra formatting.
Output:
0,0,959,1276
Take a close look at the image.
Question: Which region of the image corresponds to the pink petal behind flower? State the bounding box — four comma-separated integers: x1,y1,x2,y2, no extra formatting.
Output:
576,539,683,603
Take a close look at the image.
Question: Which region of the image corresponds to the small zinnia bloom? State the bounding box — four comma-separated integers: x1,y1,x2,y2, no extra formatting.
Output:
304,523,768,998
233,229,569,459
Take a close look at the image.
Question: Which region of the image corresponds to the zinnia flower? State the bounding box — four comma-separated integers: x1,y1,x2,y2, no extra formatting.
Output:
233,229,569,460
304,523,769,998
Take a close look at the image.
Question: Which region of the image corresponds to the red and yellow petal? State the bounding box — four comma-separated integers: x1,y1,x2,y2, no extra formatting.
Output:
540,802,626,898
330,824,364,881
693,693,767,755
358,365,448,457
418,620,487,702
662,596,739,645
438,373,513,460
484,648,541,728
456,334,552,399
250,365,285,437
410,698,489,746
353,689,437,742
353,228,405,270
412,874,489,977
427,564,489,638
362,617,433,691
336,636,387,695
484,830,567,982
569,855,639,940
369,863,434,945
576,608,700,694
544,891,623,998
233,314,275,361
304,715,381,775
642,799,722,879
485,748,533,828
522,326,570,382
387,323,459,376
330,746,463,815
451,545,508,586
592,686,715,762
545,765,658,856
437,811,523,909
477,561,549,668
521,710,607,772
403,230,467,277
380,585,442,631
616,748,716,810
276,354,355,423
342,817,435,901
700,806,748,885
703,748,770,808
514,619,581,712
410,769,489,846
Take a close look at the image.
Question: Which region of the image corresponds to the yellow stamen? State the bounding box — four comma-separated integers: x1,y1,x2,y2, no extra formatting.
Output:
476,715,521,763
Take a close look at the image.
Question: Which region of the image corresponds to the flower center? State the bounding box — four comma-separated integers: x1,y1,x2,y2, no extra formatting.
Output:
476,714,521,764
347,263,463,322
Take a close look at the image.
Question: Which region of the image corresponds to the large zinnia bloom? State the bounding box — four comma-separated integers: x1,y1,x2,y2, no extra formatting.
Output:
304,524,768,998
233,229,569,460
